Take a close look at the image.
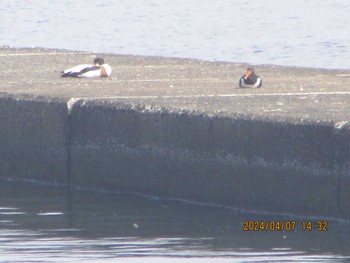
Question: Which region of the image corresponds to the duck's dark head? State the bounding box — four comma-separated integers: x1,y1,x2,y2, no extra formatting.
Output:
244,66,255,79
94,57,105,65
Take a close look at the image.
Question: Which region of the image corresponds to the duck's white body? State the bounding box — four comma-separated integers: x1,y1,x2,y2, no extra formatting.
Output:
61,58,111,78
239,76,262,88
239,67,262,88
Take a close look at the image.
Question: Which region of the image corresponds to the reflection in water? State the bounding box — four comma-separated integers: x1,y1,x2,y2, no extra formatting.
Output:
0,179,349,262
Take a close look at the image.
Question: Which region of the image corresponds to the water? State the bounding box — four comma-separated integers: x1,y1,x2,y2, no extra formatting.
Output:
1,1,350,261
1,0,350,69
0,179,350,262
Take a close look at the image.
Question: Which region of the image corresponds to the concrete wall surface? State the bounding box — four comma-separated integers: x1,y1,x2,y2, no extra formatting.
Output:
0,95,349,219
69,100,350,220
1,48,349,220
0,95,69,184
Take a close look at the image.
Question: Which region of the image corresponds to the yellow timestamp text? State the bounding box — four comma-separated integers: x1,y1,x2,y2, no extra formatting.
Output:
243,221,329,232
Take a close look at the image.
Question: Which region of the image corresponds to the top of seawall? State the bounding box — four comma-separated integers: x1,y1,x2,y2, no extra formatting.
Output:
1,47,349,125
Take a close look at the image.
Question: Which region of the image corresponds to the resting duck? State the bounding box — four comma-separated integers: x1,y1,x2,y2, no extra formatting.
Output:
61,57,111,78
239,66,262,88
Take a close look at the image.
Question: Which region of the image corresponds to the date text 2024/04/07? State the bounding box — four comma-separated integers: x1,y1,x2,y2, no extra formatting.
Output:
243,221,328,232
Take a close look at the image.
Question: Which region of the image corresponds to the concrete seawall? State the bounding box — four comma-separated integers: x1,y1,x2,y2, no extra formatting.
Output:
0,47,349,219
70,99,350,219
0,95,69,184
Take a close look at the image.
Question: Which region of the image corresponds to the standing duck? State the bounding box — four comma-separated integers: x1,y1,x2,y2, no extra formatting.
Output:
239,66,262,88
61,57,111,78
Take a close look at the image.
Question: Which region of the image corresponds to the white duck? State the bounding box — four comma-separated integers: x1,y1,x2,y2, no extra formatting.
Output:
61,57,112,78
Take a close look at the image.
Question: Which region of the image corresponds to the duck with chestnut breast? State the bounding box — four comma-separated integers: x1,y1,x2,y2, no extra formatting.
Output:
61,57,112,78
239,66,262,88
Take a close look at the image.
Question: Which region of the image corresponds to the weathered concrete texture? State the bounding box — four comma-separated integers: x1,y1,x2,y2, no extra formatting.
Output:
69,100,349,218
0,47,350,219
0,94,69,184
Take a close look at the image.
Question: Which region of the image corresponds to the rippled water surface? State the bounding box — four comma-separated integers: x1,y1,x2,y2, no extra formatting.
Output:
1,1,350,262
0,180,350,262
1,0,350,69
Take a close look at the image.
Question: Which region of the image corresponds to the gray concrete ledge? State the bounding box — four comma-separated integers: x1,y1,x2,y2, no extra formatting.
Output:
0,47,349,219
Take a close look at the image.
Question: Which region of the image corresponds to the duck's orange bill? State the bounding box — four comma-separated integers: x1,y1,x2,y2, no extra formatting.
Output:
244,70,252,80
